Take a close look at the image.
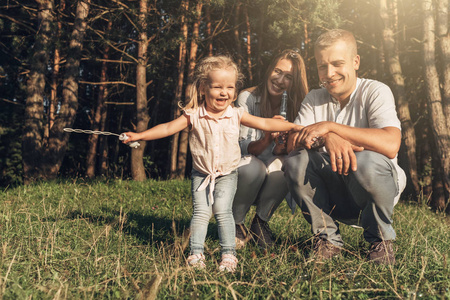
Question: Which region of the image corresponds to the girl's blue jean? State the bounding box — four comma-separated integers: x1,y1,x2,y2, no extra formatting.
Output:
190,169,237,256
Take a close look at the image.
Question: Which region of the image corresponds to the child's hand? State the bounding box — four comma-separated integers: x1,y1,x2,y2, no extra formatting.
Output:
271,115,289,144
120,132,139,143
119,132,141,148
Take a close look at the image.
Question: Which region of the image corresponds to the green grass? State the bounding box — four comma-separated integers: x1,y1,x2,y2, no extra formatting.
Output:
1,179,449,299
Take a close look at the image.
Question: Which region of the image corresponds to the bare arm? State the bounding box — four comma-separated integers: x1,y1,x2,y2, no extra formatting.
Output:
245,115,289,156
241,111,303,133
246,132,274,156
121,115,189,143
293,121,401,159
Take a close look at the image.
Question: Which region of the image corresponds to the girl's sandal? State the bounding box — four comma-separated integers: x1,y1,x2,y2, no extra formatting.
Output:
187,253,206,269
218,254,238,272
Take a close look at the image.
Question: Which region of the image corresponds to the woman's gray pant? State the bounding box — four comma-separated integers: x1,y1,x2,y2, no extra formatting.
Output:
232,155,289,224
283,149,399,246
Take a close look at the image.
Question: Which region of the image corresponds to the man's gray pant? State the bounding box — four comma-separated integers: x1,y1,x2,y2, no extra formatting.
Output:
283,149,399,246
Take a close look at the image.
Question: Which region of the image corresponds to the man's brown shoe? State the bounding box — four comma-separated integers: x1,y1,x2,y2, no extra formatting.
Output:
368,240,395,265
313,238,342,261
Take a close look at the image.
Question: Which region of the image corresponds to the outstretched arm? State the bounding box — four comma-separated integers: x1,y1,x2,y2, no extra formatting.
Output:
241,111,303,133
121,114,189,143
244,115,287,156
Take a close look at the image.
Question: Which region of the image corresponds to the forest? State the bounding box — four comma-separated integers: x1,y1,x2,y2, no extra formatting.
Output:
0,0,449,212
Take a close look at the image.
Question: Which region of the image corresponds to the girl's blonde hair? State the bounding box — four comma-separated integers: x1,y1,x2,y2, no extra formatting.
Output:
181,55,244,111
254,49,309,122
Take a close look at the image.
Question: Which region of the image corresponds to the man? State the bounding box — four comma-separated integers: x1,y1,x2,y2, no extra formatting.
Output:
284,29,406,265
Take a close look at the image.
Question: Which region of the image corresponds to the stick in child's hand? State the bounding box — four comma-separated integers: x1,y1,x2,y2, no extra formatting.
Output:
119,133,141,148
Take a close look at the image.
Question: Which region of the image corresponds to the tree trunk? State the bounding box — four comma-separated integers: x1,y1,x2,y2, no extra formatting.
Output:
422,0,450,209
420,124,433,201
303,23,309,61
436,0,450,132
86,20,112,179
99,108,110,176
205,1,213,56
170,0,189,178
255,3,265,84
380,0,419,196
175,0,203,179
46,0,65,142
233,1,242,66
430,131,447,210
23,0,54,184
243,4,252,83
131,0,151,181
43,0,90,180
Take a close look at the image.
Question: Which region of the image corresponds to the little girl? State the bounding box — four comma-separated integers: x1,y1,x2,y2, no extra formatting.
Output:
122,55,302,272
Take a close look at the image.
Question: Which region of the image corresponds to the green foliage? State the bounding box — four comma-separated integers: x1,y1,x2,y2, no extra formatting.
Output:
266,0,342,40
0,180,449,299
0,104,23,187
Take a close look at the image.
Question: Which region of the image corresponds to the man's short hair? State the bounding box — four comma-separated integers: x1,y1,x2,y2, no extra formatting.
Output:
314,29,357,56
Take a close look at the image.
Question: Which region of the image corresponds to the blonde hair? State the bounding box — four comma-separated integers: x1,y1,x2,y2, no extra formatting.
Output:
254,49,309,122
315,29,358,57
181,55,244,111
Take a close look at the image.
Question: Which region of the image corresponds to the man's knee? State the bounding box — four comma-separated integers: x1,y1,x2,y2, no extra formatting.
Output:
283,149,312,180
351,151,397,206
354,151,395,183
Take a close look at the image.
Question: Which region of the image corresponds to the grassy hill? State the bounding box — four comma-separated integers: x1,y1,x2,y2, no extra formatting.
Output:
1,179,449,299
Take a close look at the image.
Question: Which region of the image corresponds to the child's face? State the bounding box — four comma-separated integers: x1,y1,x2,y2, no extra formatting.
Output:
201,68,237,116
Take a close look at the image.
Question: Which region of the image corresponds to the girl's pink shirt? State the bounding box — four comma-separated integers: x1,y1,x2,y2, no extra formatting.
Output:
185,105,245,203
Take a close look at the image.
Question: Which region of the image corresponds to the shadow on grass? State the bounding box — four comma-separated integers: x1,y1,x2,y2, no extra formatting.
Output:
62,208,224,247
61,207,314,257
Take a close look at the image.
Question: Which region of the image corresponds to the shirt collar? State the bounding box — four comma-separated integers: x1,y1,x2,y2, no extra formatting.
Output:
199,105,234,119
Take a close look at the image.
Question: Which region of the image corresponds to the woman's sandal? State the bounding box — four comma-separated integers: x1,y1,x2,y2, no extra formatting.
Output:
187,253,206,269
218,254,238,272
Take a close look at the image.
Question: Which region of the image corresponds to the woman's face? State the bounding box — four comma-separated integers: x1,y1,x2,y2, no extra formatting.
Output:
267,58,293,98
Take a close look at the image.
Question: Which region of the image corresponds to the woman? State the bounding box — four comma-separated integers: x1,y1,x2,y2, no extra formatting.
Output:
233,49,309,249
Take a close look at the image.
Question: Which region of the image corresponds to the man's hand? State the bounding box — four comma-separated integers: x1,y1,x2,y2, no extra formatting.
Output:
295,121,331,149
323,133,364,175
286,128,319,153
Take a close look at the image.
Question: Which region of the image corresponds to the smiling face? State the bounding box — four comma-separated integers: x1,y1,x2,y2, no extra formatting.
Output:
201,68,237,117
267,58,293,98
315,40,360,104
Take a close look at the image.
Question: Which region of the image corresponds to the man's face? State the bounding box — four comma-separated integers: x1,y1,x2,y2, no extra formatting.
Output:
315,40,360,103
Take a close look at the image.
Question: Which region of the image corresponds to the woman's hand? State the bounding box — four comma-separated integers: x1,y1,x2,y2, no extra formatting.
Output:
273,132,288,155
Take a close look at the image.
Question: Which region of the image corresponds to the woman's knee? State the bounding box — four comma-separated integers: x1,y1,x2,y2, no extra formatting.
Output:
238,156,267,185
